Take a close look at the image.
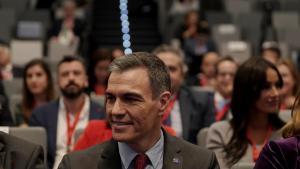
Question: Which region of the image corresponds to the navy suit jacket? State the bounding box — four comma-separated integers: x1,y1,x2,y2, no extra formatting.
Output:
178,86,215,143
29,99,105,169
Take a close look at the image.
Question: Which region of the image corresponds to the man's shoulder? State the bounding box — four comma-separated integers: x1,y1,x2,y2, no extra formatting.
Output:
66,140,113,160
165,134,218,169
179,86,213,102
167,134,213,156
33,100,59,113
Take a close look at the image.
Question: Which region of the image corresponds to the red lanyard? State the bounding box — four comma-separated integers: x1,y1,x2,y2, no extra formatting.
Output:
214,101,230,121
161,95,177,123
66,111,82,152
246,125,273,162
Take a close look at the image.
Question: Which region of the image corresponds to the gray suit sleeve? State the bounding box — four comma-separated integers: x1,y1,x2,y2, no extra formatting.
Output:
58,155,70,169
28,145,46,169
209,152,220,169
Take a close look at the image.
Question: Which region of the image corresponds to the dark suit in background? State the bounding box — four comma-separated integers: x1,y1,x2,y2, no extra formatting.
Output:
0,131,45,169
177,86,215,143
0,81,13,126
58,131,219,169
29,100,105,169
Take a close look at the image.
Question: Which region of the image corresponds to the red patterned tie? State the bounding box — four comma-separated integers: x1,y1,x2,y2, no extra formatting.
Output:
134,154,149,169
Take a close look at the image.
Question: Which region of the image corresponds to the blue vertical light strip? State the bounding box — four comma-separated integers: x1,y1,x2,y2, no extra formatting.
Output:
119,0,132,54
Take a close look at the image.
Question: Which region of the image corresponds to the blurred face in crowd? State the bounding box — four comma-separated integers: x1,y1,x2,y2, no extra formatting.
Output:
262,49,280,64
201,52,219,78
215,60,237,98
26,65,48,96
63,1,76,18
0,47,10,67
186,11,199,26
112,48,124,59
58,61,88,99
105,68,170,149
254,68,281,114
94,59,111,84
156,52,184,94
277,64,295,97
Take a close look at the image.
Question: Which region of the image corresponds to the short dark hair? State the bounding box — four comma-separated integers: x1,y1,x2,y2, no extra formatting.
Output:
152,44,188,74
109,52,171,98
215,56,237,74
57,55,86,74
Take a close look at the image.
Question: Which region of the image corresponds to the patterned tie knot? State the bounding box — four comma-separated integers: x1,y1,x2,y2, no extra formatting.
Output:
134,153,149,169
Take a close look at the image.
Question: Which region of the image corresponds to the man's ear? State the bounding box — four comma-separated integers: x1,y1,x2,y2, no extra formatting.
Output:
158,91,171,116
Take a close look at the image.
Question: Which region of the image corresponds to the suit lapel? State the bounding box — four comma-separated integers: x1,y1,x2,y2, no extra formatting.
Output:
48,100,59,163
163,132,182,169
178,89,192,140
98,140,122,169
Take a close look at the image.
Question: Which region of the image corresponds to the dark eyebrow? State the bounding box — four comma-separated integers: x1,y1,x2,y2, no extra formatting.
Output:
105,91,144,100
123,92,144,100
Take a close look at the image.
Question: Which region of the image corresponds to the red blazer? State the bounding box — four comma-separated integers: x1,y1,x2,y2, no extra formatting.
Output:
74,120,176,151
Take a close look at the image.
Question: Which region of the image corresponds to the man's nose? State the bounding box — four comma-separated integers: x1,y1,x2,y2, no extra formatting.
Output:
111,99,125,116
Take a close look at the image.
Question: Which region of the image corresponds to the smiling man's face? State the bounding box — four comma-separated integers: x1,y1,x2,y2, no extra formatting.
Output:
105,67,164,144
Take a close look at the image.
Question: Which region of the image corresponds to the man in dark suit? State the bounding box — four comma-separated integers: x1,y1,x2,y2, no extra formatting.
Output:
58,52,219,169
153,45,215,144
29,56,105,169
0,131,45,169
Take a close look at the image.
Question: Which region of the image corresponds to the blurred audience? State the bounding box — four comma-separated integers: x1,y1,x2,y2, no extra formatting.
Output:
261,41,281,64
49,0,85,46
214,57,238,121
89,48,113,96
254,91,300,169
277,59,300,110
169,0,199,16
15,59,55,126
29,56,105,169
153,44,215,143
206,57,285,168
180,13,216,76
0,45,23,80
187,51,219,90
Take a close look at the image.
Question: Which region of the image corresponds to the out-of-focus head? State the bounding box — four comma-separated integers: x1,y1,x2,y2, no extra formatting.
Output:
261,41,281,64
63,0,77,18
93,53,113,85
282,92,300,138
105,52,171,148
201,52,219,78
0,45,11,68
23,59,54,100
276,59,300,97
153,44,187,94
57,56,88,99
185,10,199,26
112,47,125,59
215,56,238,98
231,57,283,122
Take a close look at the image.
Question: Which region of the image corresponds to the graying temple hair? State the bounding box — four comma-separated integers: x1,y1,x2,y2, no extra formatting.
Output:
109,52,171,98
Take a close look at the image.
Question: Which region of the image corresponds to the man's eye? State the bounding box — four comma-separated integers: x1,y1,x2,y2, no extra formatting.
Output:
106,95,115,102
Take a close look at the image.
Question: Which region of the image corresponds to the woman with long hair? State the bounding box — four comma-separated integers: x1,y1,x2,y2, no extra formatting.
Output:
206,57,285,168
254,91,300,169
15,59,55,126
